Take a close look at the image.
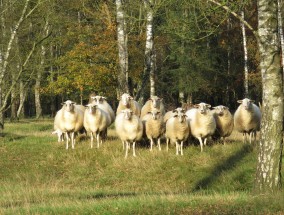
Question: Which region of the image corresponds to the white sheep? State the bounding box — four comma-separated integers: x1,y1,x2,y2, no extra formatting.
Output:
142,108,164,151
165,107,190,155
116,93,141,117
186,102,216,152
90,95,115,123
55,100,84,149
141,96,165,118
212,105,234,144
233,98,261,144
83,103,112,148
115,108,143,158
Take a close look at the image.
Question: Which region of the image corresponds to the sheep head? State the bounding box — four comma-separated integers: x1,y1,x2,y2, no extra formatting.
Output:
121,93,133,107
213,105,228,116
149,109,161,120
62,100,76,112
149,96,162,108
122,109,133,120
91,95,106,104
237,98,254,110
194,102,211,114
85,103,98,114
173,108,186,123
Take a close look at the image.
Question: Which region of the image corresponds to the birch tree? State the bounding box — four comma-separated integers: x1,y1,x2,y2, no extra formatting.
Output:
144,0,155,97
277,0,284,79
255,0,283,192
208,0,283,193
116,0,129,98
241,9,249,97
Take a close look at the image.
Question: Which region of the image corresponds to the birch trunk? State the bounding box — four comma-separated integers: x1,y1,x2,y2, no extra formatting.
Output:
255,0,283,192
116,0,129,99
0,0,30,132
144,0,155,97
241,10,249,97
277,0,284,80
17,80,27,119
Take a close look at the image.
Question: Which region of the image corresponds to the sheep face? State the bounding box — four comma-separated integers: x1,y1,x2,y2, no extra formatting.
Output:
91,95,106,104
122,109,133,120
150,96,162,108
149,109,161,120
86,104,97,114
238,98,254,110
173,108,186,123
121,93,132,106
62,100,76,112
195,103,211,114
213,105,228,116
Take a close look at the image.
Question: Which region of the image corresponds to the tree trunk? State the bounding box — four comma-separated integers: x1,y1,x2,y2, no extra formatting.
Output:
241,9,249,97
116,0,129,99
145,0,155,97
255,0,283,192
226,15,232,106
277,0,284,81
17,80,26,119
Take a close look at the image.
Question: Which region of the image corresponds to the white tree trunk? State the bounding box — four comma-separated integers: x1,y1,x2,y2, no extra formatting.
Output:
144,0,155,97
241,10,249,97
277,0,284,79
256,0,283,192
17,80,27,119
116,0,129,98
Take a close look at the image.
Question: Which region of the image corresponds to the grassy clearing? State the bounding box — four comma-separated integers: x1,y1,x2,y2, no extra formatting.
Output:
0,119,283,214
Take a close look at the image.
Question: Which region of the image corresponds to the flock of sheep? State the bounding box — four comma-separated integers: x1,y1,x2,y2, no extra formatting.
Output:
53,94,262,158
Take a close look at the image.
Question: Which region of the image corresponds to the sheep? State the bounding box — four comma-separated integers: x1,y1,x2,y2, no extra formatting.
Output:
90,95,115,123
51,129,64,142
165,107,190,155
55,100,85,149
116,93,141,117
115,108,143,158
186,102,216,152
142,108,165,151
141,96,165,118
212,105,234,144
83,103,111,148
233,98,261,144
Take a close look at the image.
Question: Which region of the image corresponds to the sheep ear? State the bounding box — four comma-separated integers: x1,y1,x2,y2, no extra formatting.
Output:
237,100,243,104
250,100,255,103
90,96,96,99
206,104,211,108
129,96,134,100
102,96,107,100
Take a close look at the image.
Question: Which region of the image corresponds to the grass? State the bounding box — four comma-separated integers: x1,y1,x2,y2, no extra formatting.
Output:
0,118,283,214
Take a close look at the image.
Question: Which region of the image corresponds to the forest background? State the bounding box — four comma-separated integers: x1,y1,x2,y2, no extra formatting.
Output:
0,0,263,121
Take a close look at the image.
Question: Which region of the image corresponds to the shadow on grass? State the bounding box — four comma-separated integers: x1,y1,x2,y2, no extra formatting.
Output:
78,192,137,200
0,133,27,142
192,144,253,191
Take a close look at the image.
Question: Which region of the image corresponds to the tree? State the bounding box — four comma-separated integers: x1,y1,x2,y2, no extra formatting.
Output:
255,0,283,192
116,0,129,98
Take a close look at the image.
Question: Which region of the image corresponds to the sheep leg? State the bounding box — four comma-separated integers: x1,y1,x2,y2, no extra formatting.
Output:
122,141,125,150
181,141,184,156
198,137,203,152
204,138,207,146
125,141,129,158
71,132,75,149
133,141,136,157
243,133,247,144
90,132,94,149
176,142,179,155
65,132,70,150
96,132,100,148
150,138,154,151
166,138,169,152
157,138,161,151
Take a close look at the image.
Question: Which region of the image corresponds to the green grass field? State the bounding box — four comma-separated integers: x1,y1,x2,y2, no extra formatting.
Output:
0,119,283,214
